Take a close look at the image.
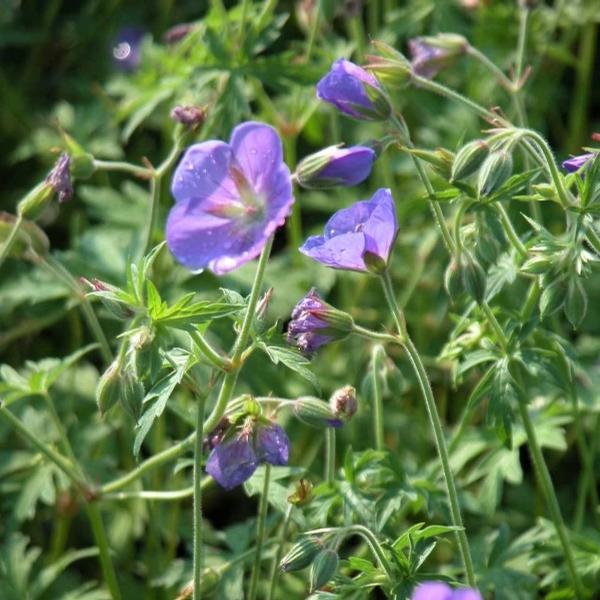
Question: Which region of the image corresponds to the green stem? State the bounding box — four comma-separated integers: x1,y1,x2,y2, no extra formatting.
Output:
380,271,476,587
93,160,152,178
140,175,161,261
85,503,123,600
515,8,529,86
102,487,196,501
193,396,206,600
305,0,321,61
480,302,509,352
284,136,302,266
371,345,385,450
267,504,293,600
42,255,112,364
0,213,24,270
515,391,584,597
239,0,251,50
189,330,232,371
325,428,336,486
496,204,528,260
248,464,271,600
467,46,514,91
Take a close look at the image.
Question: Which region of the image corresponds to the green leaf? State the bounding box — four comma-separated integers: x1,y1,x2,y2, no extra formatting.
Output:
258,343,319,389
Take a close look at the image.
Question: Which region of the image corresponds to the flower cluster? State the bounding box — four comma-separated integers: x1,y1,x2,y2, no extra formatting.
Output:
206,420,289,490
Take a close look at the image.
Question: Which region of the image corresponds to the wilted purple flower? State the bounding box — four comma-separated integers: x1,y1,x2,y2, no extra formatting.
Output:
113,27,145,71
205,434,258,490
287,289,354,354
166,121,294,274
411,582,483,600
300,188,398,273
296,145,375,189
256,423,289,465
562,152,595,173
409,34,467,79
46,153,73,203
330,386,357,421
316,59,391,121
170,105,206,129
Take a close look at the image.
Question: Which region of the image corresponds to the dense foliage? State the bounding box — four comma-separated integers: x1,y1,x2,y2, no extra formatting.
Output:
1,1,599,599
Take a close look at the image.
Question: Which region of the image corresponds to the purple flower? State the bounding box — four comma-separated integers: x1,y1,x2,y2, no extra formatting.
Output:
296,145,375,189
316,59,391,121
287,289,354,354
166,121,293,274
562,152,595,173
206,421,291,490
411,582,482,600
256,423,289,465
409,35,467,79
113,27,145,71
300,188,398,273
205,434,258,490
46,153,73,203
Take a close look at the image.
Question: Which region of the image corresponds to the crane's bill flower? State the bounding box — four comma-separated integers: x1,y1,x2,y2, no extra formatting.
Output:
411,582,483,600
299,188,398,273
296,145,375,189
256,423,290,466
562,152,595,173
316,59,392,121
205,435,258,490
166,121,293,274
409,34,467,79
287,289,354,354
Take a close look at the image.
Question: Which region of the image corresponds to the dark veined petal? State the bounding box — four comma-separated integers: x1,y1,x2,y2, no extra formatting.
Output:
205,436,258,490
300,231,368,272
256,423,289,466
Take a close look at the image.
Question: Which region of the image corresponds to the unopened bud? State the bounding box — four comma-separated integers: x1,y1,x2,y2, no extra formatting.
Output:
293,397,341,429
451,140,489,182
309,549,339,592
96,360,122,416
17,182,54,220
478,150,513,197
280,536,322,572
461,252,487,304
171,105,206,130
444,258,464,300
46,153,73,203
521,255,553,275
62,132,96,179
120,367,144,422
365,40,412,88
565,280,587,328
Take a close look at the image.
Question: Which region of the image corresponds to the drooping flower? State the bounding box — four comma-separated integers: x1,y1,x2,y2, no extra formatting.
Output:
316,59,392,121
167,121,294,274
112,27,145,71
296,145,375,189
287,289,354,354
411,582,482,600
46,153,73,203
409,34,467,79
299,188,398,273
205,433,258,490
206,420,290,490
256,423,290,465
329,386,358,421
562,152,595,173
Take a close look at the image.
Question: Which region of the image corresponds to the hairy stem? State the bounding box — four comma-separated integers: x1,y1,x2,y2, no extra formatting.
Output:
371,345,385,450
0,213,24,271
193,395,206,600
248,464,271,600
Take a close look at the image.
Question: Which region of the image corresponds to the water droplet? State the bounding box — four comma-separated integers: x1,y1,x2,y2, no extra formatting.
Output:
202,168,208,174
250,148,257,155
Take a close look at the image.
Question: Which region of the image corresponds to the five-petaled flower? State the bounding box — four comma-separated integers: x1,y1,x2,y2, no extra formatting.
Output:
206,421,289,490
411,582,483,600
167,121,294,274
287,289,354,354
317,59,392,121
562,152,595,173
300,188,398,273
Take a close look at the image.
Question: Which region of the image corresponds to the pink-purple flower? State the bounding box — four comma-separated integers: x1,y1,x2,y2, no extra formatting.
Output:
296,145,376,189
206,422,290,490
300,188,398,273
46,153,73,203
287,289,354,354
562,152,595,173
316,59,391,121
411,582,483,600
166,122,293,274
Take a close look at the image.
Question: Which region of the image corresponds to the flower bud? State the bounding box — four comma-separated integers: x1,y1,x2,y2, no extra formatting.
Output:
450,140,489,182
82,278,134,320
521,254,553,275
17,182,54,220
46,153,73,203
408,147,454,178
296,145,375,189
444,258,464,300
461,252,486,304
62,132,96,179
171,105,206,130
539,279,565,318
96,360,122,416
562,152,595,173
120,367,145,422
477,150,513,197
130,325,157,377
365,40,412,88
409,33,468,79
329,385,357,421
309,549,339,592
293,397,341,429
280,536,323,572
